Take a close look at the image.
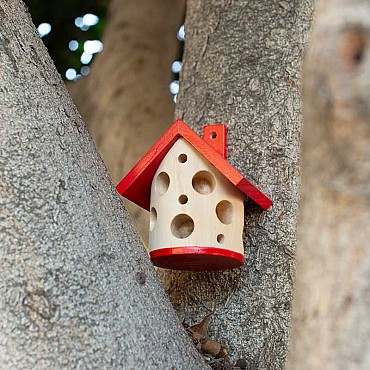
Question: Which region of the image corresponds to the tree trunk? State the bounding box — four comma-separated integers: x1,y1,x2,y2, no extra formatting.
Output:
69,0,185,245
288,1,370,368
0,1,206,369
159,0,315,368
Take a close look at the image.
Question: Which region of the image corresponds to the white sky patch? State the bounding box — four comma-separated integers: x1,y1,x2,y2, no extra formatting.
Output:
74,17,83,28
84,40,103,54
169,80,179,95
83,13,99,26
68,40,79,51
75,14,99,31
65,68,77,81
177,25,185,41
171,61,182,73
37,23,52,37
81,52,93,64
81,66,90,76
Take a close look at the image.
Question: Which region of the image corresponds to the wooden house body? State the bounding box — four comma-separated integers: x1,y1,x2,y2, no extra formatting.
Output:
116,120,272,271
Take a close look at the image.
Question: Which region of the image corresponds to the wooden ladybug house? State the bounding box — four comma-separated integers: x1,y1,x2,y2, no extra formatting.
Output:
116,120,272,271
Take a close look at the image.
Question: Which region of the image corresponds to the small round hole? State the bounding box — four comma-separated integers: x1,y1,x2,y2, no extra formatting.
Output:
216,200,234,224
217,234,225,244
171,214,194,239
178,194,188,205
178,154,187,163
210,132,217,139
192,171,216,195
150,207,157,231
156,172,170,195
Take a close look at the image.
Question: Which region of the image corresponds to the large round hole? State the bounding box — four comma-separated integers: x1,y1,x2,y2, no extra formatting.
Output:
210,132,217,139
216,200,234,224
171,214,194,239
192,171,216,195
178,153,187,163
156,171,170,195
150,207,157,231
217,234,225,244
178,194,188,205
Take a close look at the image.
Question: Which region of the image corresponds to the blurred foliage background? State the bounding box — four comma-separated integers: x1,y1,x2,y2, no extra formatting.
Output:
25,0,183,99
25,0,107,80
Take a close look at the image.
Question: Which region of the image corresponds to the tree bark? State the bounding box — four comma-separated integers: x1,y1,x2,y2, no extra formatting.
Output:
69,0,185,245
0,1,206,369
159,0,315,368
288,1,370,368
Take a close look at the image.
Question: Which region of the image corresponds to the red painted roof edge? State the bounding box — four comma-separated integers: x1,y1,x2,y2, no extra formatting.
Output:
116,121,180,197
116,119,272,211
178,122,272,210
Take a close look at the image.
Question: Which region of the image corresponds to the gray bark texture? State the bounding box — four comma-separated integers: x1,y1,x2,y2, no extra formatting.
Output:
160,0,315,368
69,0,185,245
288,1,370,368
0,1,207,369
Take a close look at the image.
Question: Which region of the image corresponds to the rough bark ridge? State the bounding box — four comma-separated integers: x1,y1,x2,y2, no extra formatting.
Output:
160,0,314,368
0,1,206,369
288,1,370,368
69,0,185,245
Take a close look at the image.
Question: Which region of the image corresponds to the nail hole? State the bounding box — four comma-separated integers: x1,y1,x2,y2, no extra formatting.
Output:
216,200,234,224
178,153,187,163
156,172,170,195
150,207,157,231
217,234,225,244
178,194,188,204
171,214,194,239
210,132,217,139
192,170,216,195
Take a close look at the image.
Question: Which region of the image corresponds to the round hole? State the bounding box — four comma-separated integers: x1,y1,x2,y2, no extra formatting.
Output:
210,132,217,139
216,200,234,224
178,153,187,163
156,171,170,195
178,194,188,205
217,234,225,244
150,207,157,231
192,171,216,195
171,214,194,239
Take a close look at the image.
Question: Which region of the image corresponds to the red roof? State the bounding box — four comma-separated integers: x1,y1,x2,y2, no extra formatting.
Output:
116,120,272,211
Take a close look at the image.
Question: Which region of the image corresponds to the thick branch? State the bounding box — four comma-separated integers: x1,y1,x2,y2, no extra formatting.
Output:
160,0,314,368
288,0,370,368
0,1,206,369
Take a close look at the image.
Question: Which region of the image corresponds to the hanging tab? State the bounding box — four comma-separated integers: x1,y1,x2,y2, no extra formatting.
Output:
203,124,227,159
